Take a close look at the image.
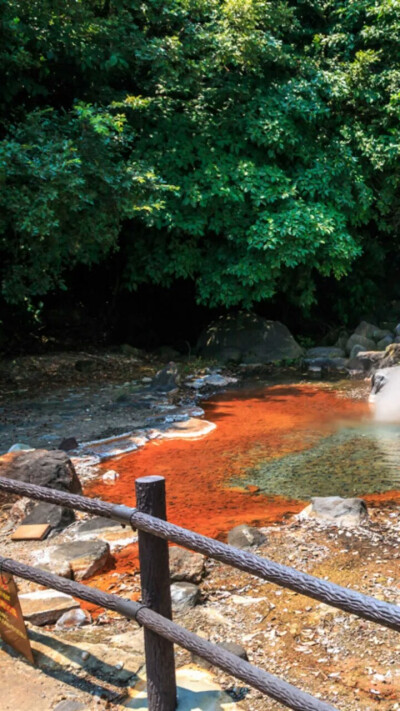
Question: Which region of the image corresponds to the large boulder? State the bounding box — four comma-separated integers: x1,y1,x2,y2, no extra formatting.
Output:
0,449,82,505
197,312,303,364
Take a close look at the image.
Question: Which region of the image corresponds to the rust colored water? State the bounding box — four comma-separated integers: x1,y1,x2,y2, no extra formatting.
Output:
84,383,375,595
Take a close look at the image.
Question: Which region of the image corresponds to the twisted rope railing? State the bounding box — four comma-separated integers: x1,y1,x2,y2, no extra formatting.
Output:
0,556,337,711
1,476,400,632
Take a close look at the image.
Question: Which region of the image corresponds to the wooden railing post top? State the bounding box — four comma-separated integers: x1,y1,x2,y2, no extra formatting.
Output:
136,475,165,485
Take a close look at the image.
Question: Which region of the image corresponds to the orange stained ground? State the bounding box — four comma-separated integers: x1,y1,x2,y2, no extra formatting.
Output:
83,383,393,603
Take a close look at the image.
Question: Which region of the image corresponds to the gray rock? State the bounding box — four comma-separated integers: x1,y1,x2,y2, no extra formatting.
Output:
354,321,380,340
374,328,393,341
43,540,111,581
346,334,376,355
170,582,200,611
346,350,383,373
377,335,394,351
349,344,365,360
169,547,205,584
197,312,303,364
187,377,207,390
59,437,79,451
395,324,400,337
22,501,75,533
305,347,345,359
227,524,266,549
304,357,348,372
75,516,123,533
0,449,82,496
55,608,91,630
102,469,119,482
151,362,180,392
300,497,368,527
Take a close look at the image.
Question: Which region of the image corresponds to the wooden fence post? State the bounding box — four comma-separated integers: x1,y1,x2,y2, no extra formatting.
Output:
135,475,177,711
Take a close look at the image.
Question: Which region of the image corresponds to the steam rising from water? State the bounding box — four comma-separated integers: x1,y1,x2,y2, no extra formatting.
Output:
371,367,400,422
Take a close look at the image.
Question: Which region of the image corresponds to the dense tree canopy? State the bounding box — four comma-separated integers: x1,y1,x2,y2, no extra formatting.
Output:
1,0,400,320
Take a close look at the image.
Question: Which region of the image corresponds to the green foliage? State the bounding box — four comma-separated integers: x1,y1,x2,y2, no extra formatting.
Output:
1,0,400,316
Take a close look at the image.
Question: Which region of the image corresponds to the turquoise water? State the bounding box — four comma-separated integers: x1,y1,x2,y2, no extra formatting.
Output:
235,420,400,500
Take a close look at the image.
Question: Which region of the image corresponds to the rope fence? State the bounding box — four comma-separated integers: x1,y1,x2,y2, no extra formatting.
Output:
0,474,399,711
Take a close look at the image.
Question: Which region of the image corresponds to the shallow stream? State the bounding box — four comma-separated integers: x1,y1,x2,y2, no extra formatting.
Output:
88,379,400,544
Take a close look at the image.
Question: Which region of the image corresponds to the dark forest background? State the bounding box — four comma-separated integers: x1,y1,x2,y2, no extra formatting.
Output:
1,1,400,353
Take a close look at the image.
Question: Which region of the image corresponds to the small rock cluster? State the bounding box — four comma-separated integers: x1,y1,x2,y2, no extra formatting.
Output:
304,320,400,375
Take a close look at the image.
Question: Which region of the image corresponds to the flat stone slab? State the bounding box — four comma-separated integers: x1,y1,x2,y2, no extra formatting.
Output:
19,590,79,625
124,665,241,709
33,539,111,580
71,517,136,550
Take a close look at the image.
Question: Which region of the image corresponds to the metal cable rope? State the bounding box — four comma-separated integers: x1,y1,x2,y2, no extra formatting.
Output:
0,556,337,711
